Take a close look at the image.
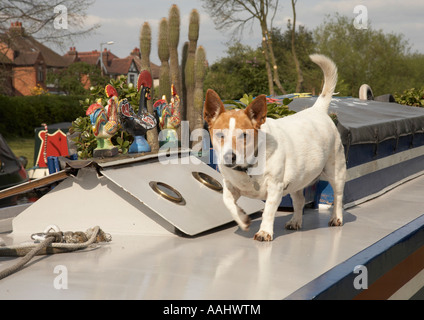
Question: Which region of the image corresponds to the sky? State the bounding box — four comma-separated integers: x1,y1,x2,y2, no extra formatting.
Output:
59,0,424,65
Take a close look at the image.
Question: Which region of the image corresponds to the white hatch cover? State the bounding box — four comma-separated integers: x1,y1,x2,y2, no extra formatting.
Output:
100,152,264,236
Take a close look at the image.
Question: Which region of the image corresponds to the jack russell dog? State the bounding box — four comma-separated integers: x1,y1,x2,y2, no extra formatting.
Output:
203,54,346,241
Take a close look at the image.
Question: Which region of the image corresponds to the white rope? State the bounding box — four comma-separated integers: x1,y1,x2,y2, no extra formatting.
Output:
0,226,111,280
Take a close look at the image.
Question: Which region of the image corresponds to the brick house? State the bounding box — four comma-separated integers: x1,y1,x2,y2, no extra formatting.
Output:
129,47,160,88
0,22,68,95
0,22,160,95
63,47,160,89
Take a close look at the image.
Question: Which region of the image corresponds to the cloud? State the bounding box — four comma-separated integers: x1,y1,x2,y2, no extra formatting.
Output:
308,0,421,15
293,0,424,52
65,0,423,64
85,14,148,29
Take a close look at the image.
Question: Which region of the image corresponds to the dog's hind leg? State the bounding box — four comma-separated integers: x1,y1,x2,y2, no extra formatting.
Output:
285,190,305,230
322,143,346,227
327,175,345,226
222,180,251,231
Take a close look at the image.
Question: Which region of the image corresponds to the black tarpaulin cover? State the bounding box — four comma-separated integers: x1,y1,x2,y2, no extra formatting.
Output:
288,97,424,146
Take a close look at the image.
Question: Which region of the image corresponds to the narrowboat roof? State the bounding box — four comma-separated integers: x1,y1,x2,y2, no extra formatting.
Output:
0,150,423,299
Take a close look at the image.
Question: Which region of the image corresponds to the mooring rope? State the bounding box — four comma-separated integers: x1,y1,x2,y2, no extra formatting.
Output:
0,226,111,280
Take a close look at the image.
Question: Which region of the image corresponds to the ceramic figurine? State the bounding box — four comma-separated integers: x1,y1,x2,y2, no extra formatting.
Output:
118,70,157,153
154,84,181,147
85,85,119,158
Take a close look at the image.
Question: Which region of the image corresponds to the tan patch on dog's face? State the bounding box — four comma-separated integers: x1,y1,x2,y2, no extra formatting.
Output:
204,89,267,168
209,110,257,151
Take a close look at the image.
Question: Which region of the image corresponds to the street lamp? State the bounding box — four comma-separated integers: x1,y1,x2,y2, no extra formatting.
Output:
100,41,114,76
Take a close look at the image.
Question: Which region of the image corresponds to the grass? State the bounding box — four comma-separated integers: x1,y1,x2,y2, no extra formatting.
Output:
4,137,35,169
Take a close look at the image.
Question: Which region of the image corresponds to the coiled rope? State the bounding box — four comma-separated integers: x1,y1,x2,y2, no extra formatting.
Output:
0,226,111,280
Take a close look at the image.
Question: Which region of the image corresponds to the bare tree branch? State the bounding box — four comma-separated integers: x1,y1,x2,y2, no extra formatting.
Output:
0,0,98,95
0,0,98,48
291,0,303,92
202,0,286,95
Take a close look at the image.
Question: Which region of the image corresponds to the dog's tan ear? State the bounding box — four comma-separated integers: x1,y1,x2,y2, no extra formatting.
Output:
245,95,267,129
204,89,225,127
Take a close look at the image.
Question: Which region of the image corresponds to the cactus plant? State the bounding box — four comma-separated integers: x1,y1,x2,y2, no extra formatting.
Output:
140,21,159,152
140,22,151,70
158,17,171,100
193,45,206,131
181,41,189,121
184,9,199,132
168,4,181,97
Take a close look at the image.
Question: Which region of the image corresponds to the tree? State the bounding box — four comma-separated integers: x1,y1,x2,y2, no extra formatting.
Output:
269,24,322,94
204,42,268,99
47,62,108,95
0,0,98,95
314,14,416,96
0,0,98,47
202,0,286,95
204,23,322,99
290,0,303,92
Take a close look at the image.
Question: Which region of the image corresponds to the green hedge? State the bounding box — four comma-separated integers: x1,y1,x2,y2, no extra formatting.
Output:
0,95,87,137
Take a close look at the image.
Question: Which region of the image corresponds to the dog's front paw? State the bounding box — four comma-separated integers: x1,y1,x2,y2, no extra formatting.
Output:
328,218,343,227
285,219,302,230
254,230,273,242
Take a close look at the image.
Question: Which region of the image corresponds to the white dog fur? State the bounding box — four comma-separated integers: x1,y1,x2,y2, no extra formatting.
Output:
204,54,346,241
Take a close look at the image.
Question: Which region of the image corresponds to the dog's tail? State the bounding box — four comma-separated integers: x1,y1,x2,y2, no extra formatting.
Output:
310,54,338,113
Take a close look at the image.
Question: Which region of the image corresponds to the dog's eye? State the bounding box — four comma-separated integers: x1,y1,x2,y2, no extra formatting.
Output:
215,132,225,140
238,132,248,140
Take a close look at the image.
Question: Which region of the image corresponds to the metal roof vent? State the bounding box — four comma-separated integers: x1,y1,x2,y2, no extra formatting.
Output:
99,151,264,236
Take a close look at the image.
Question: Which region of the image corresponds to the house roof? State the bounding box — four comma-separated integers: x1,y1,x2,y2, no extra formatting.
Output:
131,53,160,79
63,47,160,79
0,22,68,68
107,56,136,75
63,48,122,72
13,51,42,66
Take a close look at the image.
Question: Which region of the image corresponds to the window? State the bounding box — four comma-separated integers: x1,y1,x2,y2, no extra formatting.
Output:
37,65,44,82
129,73,135,85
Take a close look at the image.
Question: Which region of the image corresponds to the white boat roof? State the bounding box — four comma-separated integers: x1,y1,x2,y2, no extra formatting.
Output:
1,153,424,299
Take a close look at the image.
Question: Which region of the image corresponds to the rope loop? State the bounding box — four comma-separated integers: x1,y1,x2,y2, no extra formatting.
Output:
0,226,111,280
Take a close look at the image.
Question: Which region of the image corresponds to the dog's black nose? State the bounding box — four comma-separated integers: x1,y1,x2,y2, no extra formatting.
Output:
223,152,236,166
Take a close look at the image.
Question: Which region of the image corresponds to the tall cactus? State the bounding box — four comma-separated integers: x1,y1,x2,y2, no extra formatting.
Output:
140,22,151,68
184,9,199,132
181,41,189,121
139,21,159,152
168,4,181,97
158,17,171,100
193,46,206,131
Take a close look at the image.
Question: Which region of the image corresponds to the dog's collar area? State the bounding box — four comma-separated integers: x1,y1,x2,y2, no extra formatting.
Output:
232,165,248,172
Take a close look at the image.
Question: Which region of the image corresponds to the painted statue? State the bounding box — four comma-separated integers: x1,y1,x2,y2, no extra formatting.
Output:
118,71,157,153
154,84,181,147
85,84,119,157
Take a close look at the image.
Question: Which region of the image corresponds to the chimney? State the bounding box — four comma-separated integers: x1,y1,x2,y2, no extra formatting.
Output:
130,47,141,58
67,47,77,56
10,21,24,35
